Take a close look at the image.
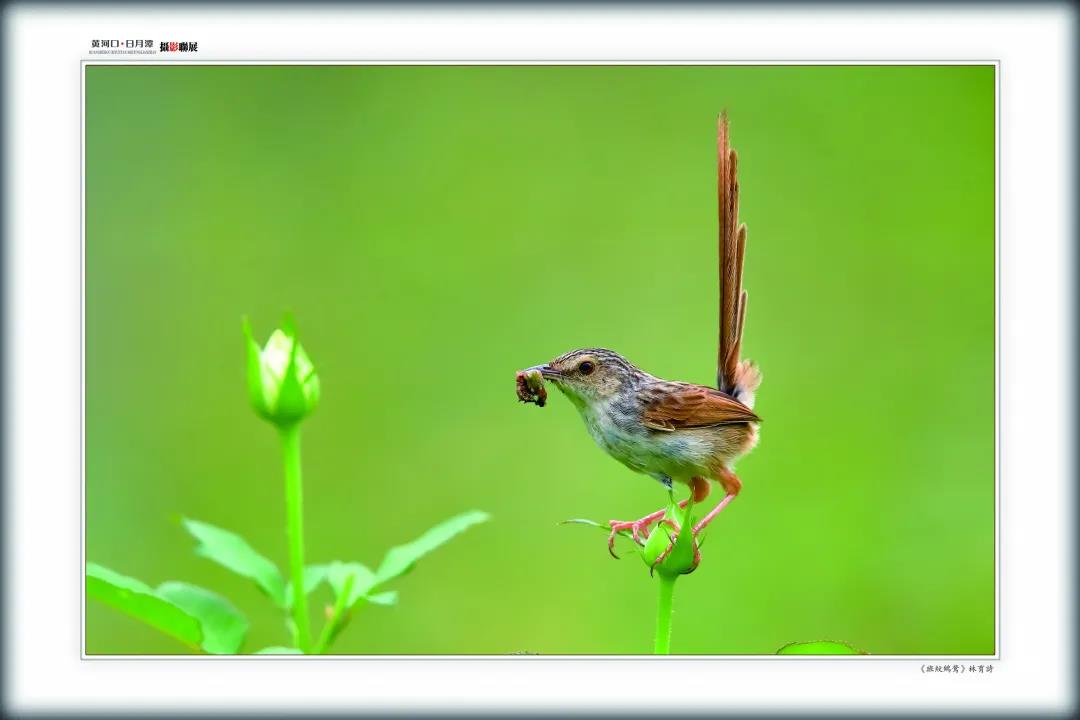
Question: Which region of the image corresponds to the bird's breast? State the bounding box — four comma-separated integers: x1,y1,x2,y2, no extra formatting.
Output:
580,399,711,478
583,402,642,451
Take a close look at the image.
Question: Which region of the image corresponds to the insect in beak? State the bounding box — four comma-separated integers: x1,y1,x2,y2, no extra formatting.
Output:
526,364,562,380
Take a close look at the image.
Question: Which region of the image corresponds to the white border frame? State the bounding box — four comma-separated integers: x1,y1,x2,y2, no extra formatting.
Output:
6,4,1071,714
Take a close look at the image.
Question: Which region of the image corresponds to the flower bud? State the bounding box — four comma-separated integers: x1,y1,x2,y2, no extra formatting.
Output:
641,499,699,576
244,315,320,427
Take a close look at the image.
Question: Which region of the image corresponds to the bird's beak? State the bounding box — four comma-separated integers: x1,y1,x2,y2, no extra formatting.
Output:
527,364,561,380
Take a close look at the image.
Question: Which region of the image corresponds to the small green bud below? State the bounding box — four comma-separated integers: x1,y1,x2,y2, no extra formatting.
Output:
244,315,321,427
641,500,699,577
641,523,673,565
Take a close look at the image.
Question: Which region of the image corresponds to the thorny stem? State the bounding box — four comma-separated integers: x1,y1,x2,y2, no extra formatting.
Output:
654,490,678,654
280,424,312,653
654,572,677,654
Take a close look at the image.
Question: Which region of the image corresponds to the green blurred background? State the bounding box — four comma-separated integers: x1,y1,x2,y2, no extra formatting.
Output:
85,65,995,655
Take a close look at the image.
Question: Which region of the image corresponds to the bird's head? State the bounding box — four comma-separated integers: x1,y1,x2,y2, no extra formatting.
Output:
526,348,644,409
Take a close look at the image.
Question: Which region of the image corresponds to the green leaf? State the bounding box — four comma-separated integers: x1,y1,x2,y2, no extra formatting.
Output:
366,590,398,606
157,582,248,654
253,646,303,655
327,561,377,607
375,510,490,585
86,563,202,651
561,517,639,554
283,564,330,610
777,640,865,655
560,518,607,530
182,518,286,608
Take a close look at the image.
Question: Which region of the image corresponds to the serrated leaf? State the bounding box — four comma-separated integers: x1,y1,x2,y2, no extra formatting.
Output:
777,640,864,655
375,510,490,585
283,564,329,610
86,563,202,651
157,582,248,654
253,646,303,655
182,518,286,608
327,561,377,607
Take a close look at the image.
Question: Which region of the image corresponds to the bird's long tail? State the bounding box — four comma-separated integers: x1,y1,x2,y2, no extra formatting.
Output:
717,112,760,408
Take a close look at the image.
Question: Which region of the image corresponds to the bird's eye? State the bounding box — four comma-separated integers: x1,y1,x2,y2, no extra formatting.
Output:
578,360,595,375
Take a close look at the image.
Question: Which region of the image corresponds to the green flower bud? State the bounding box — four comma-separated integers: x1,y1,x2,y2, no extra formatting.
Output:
641,499,699,577
244,315,320,427
641,522,674,565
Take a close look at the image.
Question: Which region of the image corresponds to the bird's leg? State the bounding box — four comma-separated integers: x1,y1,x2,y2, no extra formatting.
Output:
690,467,741,536
648,491,732,568
691,493,736,534
650,470,740,569
608,475,715,559
607,502,687,558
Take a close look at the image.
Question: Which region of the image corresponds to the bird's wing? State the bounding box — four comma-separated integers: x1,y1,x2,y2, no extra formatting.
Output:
640,382,760,432
717,112,749,395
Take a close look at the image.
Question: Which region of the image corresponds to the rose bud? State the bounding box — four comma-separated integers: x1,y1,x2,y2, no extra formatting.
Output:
244,315,321,428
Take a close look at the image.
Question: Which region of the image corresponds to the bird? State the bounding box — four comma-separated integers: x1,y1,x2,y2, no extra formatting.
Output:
523,112,761,565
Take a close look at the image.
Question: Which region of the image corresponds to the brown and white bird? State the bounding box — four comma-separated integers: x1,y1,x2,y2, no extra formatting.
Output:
523,113,761,562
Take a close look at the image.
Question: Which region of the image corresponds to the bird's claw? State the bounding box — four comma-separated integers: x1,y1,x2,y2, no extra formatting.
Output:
608,538,620,560
607,514,662,559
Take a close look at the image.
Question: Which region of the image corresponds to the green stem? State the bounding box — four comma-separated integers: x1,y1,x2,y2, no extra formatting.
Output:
280,424,312,653
313,573,355,654
654,573,677,654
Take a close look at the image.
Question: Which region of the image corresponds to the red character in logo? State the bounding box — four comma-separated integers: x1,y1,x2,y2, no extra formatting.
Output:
169,42,178,52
